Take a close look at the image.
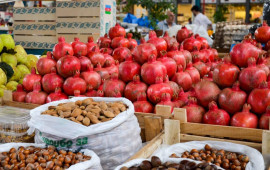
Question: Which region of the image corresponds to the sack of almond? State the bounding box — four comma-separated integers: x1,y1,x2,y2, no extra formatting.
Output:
27,97,142,170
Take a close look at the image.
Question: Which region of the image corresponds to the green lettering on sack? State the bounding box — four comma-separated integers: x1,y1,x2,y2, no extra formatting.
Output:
76,137,88,146
82,137,88,145
67,141,73,148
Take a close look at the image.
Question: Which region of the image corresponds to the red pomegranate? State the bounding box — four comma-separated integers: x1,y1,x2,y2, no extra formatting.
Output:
259,106,270,129
81,64,101,90
164,75,180,95
231,104,258,128
87,47,105,67
239,57,267,92
56,54,81,78
53,37,74,61
157,51,177,78
111,37,129,49
98,78,105,91
185,62,200,84
195,34,209,49
203,101,230,125
100,47,113,55
42,67,64,93
86,36,99,54
127,33,138,50
112,47,131,62
37,51,56,76
255,21,270,43
23,68,42,92
119,55,141,83
147,77,173,104
213,56,240,88
176,26,192,43
211,48,219,61
132,38,158,65
183,97,205,123
94,63,110,80
163,31,179,51
98,34,111,48
133,92,154,113
193,55,210,78
104,60,119,76
103,53,115,66
218,81,247,115
155,93,174,113
78,55,91,72
85,86,97,97
108,23,126,39
199,47,214,62
103,73,125,97
242,33,257,46
182,34,201,52
166,43,186,69
257,55,270,75
124,75,147,102
192,46,206,62
74,90,86,97
172,65,192,91
203,71,213,81
71,37,87,56
141,55,167,85
46,88,68,103
147,31,167,55
63,71,87,96
230,41,263,68
12,84,27,102
248,81,270,114
25,82,47,104
194,80,221,107
176,88,190,106
179,44,192,63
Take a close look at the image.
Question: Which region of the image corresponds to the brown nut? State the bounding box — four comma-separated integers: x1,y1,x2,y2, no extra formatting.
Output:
205,144,211,151
190,149,198,154
103,110,115,118
88,114,101,124
76,115,84,122
82,117,91,126
75,100,82,106
71,108,82,117
26,157,35,164
46,161,54,169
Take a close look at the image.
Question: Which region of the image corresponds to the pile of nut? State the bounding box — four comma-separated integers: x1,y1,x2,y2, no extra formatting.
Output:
170,144,249,170
120,156,222,170
0,146,91,169
41,98,127,126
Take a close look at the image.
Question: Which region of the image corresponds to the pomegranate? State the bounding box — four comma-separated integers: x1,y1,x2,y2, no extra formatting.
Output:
111,37,129,49
103,73,125,97
127,33,138,50
12,84,27,102
230,41,262,68
141,55,167,85
97,90,104,97
213,56,240,88
179,44,192,62
53,37,74,61
103,53,115,66
257,55,270,75
183,97,205,123
71,37,87,56
203,71,213,81
25,82,47,104
74,90,86,97
164,75,180,95
78,55,91,72
98,78,105,91
203,101,230,125
239,57,267,92
172,65,192,91
104,60,119,76
176,26,192,43
112,47,131,62
193,55,210,77
211,48,218,61
218,81,247,115
42,67,64,93
98,34,111,48
194,80,221,107
231,104,258,128
86,36,99,54
147,30,167,55
94,63,110,80
87,47,105,67
36,51,56,76
192,46,206,62
22,68,42,92
63,71,87,96
255,21,270,43
248,81,270,114
124,75,147,102
176,88,190,106
100,47,113,55
108,23,126,39
81,64,101,90
166,43,186,69
163,31,179,51
157,51,177,78
182,34,201,52
132,38,158,65
242,33,257,46
185,62,200,84
133,92,154,113
259,106,270,129
46,88,68,103
56,54,81,78
119,55,140,82
155,93,174,113
147,77,173,104
85,86,97,97
195,34,209,49
200,47,214,62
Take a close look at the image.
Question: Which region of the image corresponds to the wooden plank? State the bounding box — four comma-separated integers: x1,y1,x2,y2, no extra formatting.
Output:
180,122,263,142
2,100,39,109
13,7,56,20
144,116,162,142
164,119,180,145
13,22,56,35
262,130,270,154
155,105,171,117
173,108,187,123
3,90,12,101
180,134,262,152
140,127,146,143
127,133,164,161
14,35,56,49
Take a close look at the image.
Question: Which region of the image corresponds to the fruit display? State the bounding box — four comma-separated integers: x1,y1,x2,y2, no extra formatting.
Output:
170,144,249,170
0,145,91,169
41,98,127,126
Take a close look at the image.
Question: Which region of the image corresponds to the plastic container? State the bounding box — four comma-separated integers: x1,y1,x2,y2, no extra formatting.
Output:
0,106,34,143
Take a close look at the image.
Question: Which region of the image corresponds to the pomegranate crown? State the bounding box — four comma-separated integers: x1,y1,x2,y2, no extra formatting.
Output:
127,33,133,39
155,76,163,84
31,67,37,74
232,81,240,90
208,101,218,110
242,103,251,112
137,92,147,101
74,37,79,42
133,74,140,83
33,82,41,92
16,84,24,92
74,90,81,96
258,81,268,89
188,97,197,105
247,57,256,67
88,36,94,43
55,87,62,93
58,36,65,42
46,51,52,59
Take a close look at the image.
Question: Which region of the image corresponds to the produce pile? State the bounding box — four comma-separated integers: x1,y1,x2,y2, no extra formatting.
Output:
0,34,37,97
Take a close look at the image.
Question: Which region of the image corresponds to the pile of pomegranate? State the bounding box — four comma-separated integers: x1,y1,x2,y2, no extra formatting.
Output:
13,23,270,129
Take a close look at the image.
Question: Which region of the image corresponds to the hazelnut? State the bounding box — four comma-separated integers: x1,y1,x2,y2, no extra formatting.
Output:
205,144,211,151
